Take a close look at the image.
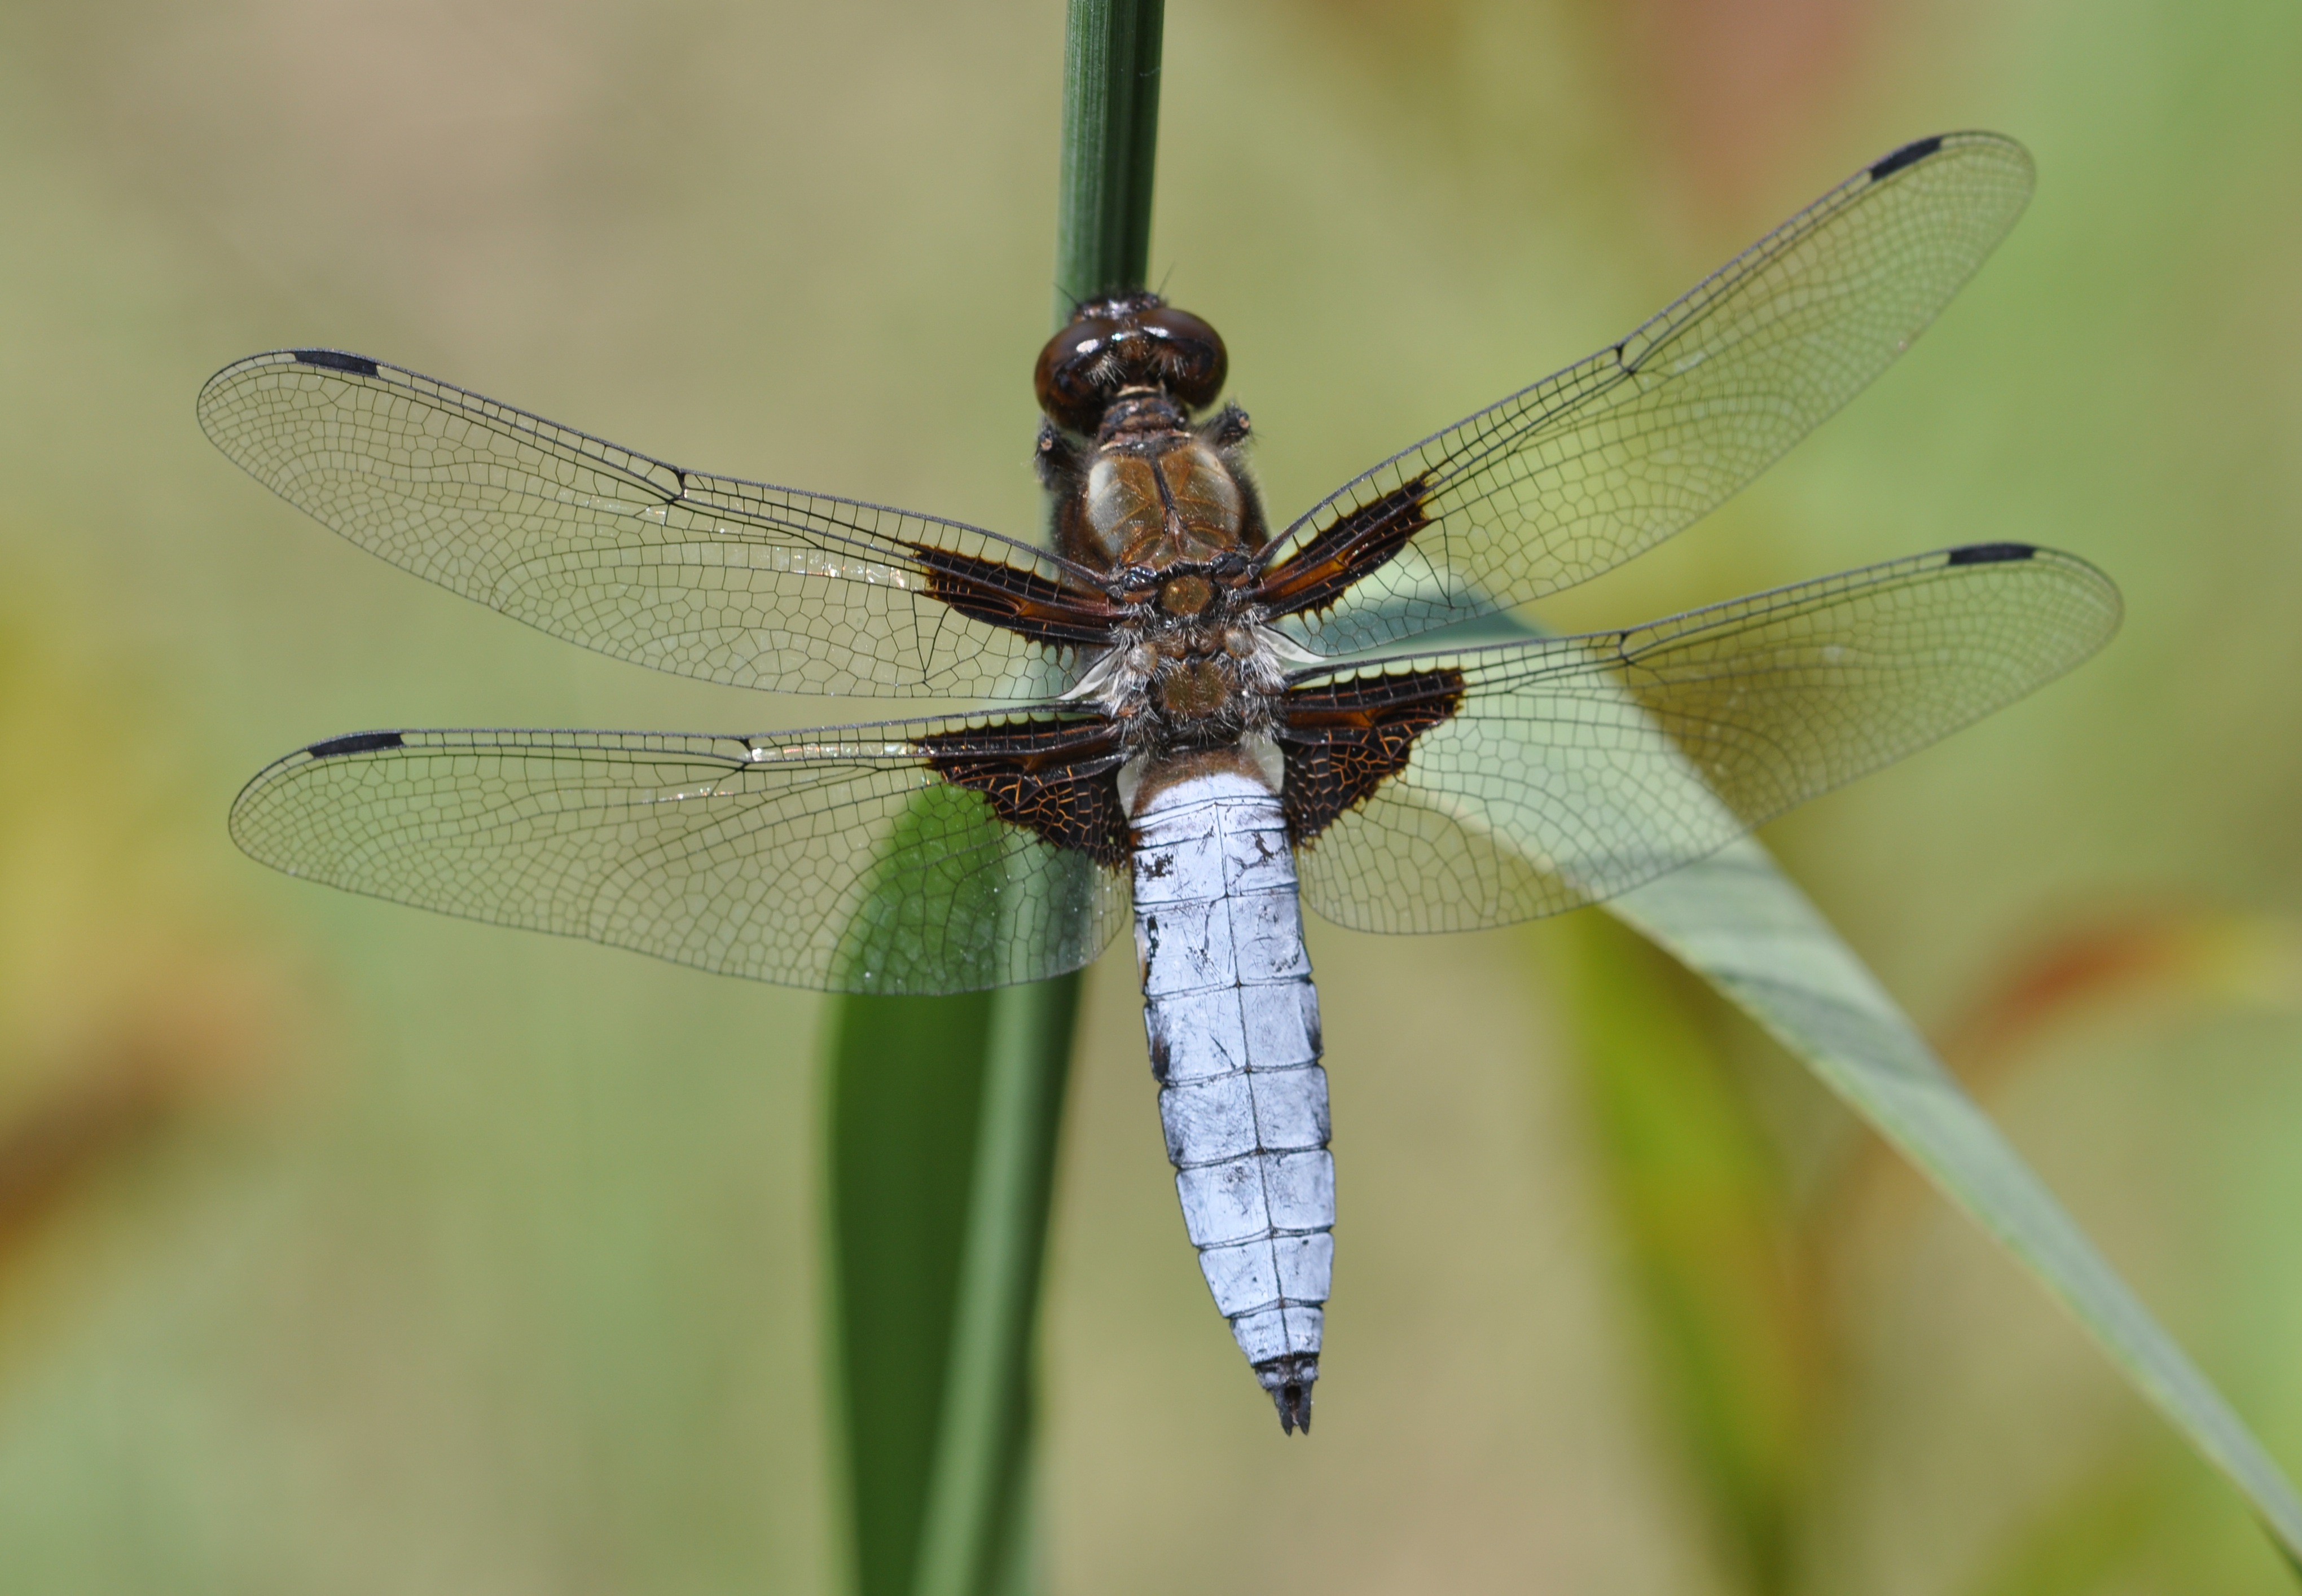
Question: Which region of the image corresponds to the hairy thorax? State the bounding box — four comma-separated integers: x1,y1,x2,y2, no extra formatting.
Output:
1043,390,1301,789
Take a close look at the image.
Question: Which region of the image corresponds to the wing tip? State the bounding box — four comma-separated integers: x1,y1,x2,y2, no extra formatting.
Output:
1863,129,2033,188
1866,134,1948,183
198,348,386,421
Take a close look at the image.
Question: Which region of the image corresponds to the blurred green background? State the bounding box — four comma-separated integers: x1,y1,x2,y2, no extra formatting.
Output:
1,0,2299,1590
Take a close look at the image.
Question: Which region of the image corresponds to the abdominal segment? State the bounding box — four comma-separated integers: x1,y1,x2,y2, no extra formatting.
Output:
1130,762,1330,1434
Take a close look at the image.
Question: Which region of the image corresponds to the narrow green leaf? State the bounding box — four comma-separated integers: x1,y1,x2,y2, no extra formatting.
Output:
911,980,1082,1596
820,931,1087,1596
1559,913,1816,1593
827,992,994,1596
1603,837,2302,1567
825,6,1162,1595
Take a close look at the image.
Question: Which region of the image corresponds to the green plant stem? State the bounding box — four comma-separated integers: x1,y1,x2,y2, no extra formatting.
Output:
827,7,1164,1596
1056,0,1165,309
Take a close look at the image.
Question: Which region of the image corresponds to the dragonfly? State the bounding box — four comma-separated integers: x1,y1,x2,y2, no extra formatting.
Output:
206,131,2119,1435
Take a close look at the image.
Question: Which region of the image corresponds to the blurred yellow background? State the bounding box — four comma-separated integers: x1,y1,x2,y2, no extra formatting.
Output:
1,0,2297,1590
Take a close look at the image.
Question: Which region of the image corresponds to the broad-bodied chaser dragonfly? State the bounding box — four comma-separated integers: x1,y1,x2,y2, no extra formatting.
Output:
207,132,2119,1434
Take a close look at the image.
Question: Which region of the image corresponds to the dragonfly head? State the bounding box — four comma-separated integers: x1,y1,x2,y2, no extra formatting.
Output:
1035,291,1227,433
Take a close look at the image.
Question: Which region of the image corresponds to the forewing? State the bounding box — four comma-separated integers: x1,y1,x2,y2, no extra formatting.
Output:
199,351,1116,700
1260,133,2037,654
1281,544,2120,933
228,718,1130,995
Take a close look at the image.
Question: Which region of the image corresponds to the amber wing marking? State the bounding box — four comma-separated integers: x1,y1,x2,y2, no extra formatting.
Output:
1279,668,1466,844
920,716,1131,867
1253,478,1431,619
906,543,1124,645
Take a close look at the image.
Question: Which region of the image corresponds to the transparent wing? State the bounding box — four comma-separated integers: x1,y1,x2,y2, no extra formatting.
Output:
1261,133,2037,655
228,718,1129,995
1283,543,2119,933
199,351,1113,701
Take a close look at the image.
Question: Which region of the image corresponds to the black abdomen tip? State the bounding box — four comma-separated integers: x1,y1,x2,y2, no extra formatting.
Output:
1869,134,1946,182
1274,1382,1312,1435
1256,1354,1318,1435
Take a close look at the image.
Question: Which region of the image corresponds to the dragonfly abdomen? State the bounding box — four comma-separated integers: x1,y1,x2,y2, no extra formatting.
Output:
1131,764,1332,1434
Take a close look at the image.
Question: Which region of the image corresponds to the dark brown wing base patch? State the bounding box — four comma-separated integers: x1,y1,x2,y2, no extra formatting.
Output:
1278,668,1465,844
1253,476,1431,619
920,717,1131,867
906,543,1123,645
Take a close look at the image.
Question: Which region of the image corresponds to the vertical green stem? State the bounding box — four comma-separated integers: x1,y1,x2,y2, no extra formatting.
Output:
827,6,1164,1596
1056,0,1166,309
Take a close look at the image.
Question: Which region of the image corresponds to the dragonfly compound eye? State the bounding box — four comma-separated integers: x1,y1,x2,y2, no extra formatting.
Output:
1034,315,1126,432
1036,298,1229,429
1132,305,1227,410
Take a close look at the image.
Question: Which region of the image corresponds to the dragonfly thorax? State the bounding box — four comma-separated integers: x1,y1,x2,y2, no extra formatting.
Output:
1034,296,1290,761
1089,592,1294,766
1078,438,1249,568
